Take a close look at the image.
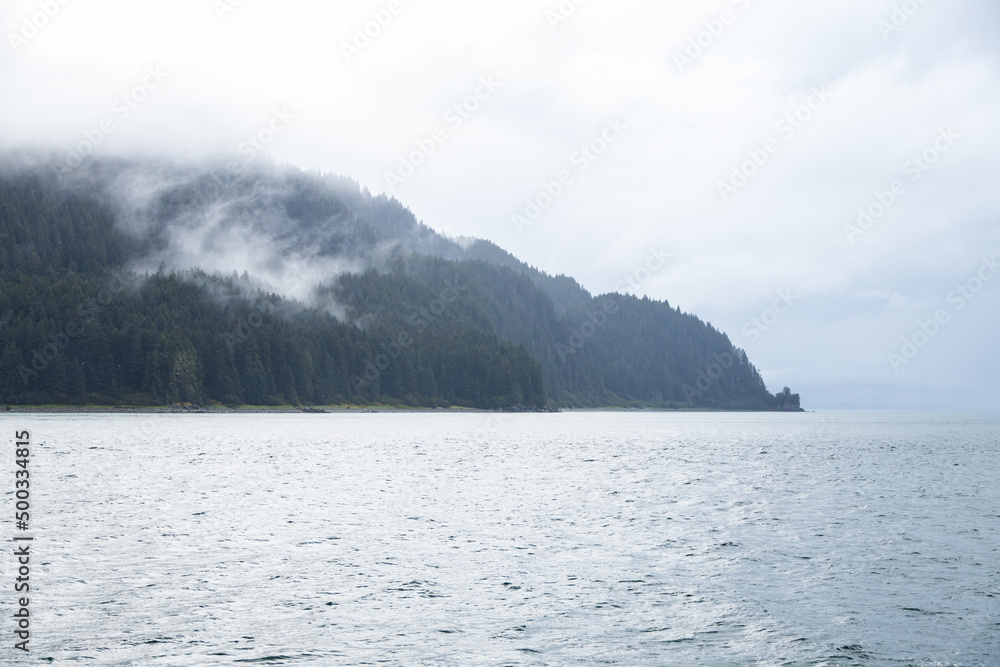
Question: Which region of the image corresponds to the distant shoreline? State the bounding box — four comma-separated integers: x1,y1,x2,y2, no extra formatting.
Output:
1,404,805,414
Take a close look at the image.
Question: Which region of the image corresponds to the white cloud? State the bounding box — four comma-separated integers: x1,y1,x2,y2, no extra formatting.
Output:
1,0,997,409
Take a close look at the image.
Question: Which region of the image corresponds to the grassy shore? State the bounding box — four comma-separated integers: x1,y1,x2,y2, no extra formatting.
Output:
0,403,805,414
0,403,493,413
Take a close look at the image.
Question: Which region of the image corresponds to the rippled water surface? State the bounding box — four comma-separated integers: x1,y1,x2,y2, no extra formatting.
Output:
3,411,998,665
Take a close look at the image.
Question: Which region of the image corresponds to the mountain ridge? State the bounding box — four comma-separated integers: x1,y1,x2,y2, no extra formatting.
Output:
0,155,802,411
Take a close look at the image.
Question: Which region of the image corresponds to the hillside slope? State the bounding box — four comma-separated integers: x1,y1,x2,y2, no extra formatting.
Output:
0,157,801,410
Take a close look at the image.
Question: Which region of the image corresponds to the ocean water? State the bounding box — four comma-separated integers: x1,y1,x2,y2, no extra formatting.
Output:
2,411,998,665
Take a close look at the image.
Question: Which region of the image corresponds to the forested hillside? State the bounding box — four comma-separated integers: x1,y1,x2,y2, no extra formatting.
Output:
0,157,801,410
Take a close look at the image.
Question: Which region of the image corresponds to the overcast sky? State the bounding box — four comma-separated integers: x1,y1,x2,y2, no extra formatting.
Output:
2,0,998,410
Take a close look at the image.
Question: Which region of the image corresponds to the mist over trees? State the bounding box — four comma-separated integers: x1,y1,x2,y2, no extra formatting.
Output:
0,157,801,411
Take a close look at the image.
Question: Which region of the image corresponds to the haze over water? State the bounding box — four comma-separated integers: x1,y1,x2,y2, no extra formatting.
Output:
5,411,998,665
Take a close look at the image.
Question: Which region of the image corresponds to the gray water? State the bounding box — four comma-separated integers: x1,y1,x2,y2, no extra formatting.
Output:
2,411,997,665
